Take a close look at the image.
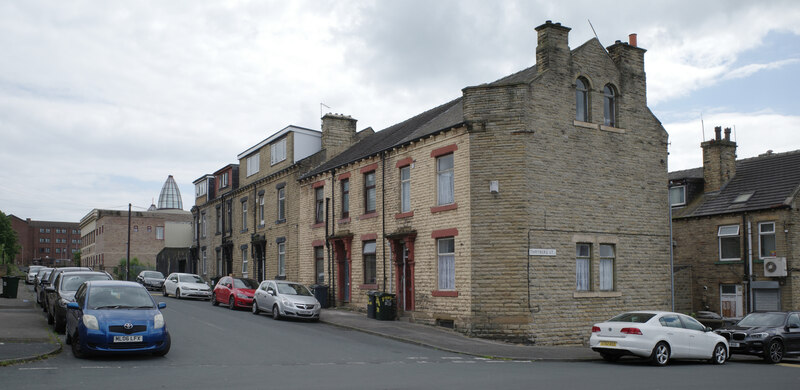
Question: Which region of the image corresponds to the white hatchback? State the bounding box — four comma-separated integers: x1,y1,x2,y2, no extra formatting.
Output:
589,311,729,366
162,273,212,300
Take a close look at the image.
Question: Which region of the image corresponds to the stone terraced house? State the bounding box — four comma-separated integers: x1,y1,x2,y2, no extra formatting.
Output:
670,127,800,318
192,20,672,345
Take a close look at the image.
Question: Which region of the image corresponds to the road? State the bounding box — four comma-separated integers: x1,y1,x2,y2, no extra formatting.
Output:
2,292,800,389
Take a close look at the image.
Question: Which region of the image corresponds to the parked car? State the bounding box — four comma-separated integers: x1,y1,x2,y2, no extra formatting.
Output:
26,265,45,284
34,268,54,308
46,271,112,333
65,280,170,358
589,311,729,366
212,276,257,309
715,311,800,363
162,273,212,300
252,280,320,321
136,270,166,291
43,267,92,315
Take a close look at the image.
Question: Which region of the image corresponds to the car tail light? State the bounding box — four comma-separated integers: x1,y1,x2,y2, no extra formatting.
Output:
591,326,601,333
620,327,642,335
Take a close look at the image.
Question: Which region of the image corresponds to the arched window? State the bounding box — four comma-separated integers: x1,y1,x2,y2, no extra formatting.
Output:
604,84,617,127
575,77,589,122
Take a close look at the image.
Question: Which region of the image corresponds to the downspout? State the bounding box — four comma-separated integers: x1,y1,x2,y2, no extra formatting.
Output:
381,151,387,292
745,214,753,313
329,168,336,307
669,203,674,312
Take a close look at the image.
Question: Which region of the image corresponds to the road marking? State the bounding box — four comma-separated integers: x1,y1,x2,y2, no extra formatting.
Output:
778,363,800,368
82,366,121,369
18,367,58,370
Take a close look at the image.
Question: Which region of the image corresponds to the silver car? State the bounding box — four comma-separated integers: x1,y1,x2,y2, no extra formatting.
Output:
252,280,320,321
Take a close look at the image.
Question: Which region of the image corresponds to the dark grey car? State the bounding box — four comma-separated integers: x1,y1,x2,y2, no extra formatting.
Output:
136,270,166,291
46,271,112,333
715,311,800,363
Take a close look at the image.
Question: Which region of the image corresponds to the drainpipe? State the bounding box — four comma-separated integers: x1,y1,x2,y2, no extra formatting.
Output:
746,216,753,313
669,203,674,312
381,151,387,292
329,168,336,307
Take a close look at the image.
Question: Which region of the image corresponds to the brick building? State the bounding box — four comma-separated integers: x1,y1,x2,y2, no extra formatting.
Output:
192,21,671,345
80,176,192,276
8,215,80,266
670,127,800,317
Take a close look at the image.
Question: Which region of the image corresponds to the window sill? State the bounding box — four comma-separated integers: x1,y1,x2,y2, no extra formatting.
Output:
338,217,351,224
395,211,414,219
258,223,265,229
431,203,458,214
573,291,622,298
432,290,459,297
715,260,744,265
240,229,248,233
275,219,286,225
359,212,378,220
599,125,626,134
311,222,325,229
359,284,378,290
573,120,596,129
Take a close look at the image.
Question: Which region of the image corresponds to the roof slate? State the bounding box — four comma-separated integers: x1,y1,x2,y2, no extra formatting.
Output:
676,151,800,218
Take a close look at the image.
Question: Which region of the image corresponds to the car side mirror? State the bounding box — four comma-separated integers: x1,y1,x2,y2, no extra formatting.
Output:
268,290,275,296
67,302,80,310
158,302,166,309
705,326,712,332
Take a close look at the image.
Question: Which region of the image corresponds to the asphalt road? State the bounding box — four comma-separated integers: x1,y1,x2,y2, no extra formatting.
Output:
2,293,800,389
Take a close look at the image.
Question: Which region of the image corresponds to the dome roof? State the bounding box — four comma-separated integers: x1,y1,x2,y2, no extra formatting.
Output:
157,175,183,210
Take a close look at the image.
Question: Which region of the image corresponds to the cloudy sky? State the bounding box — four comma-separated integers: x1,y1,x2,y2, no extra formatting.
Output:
2,0,799,222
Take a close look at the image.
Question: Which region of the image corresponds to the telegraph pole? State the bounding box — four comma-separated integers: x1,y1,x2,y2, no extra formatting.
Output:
126,203,131,281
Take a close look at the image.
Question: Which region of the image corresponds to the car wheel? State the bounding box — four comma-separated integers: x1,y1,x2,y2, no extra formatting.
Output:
709,343,727,365
252,300,259,315
54,315,66,334
650,341,670,366
272,304,281,320
229,296,235,310
765,339,784,363
599,352,620,363
162,286,168,297
153,333,171,357
175,288,181,299
71,332,88,359
211,293,219,306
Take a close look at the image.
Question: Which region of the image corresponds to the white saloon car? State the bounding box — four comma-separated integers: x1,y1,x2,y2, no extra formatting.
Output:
162,273,212,300
589,311,729,366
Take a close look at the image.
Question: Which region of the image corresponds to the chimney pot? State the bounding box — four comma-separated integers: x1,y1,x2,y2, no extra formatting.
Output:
724,127,731,141
629,33,637,47
714,126,722,141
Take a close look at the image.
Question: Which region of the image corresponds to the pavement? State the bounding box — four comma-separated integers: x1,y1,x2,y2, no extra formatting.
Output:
0,281,596,366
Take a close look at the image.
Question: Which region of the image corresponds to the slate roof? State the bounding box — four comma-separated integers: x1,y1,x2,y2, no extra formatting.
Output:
675,150,800,218
300,97,463,180
668,167,703,181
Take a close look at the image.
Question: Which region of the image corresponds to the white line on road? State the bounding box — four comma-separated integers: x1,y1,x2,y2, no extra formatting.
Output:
18,367,58,370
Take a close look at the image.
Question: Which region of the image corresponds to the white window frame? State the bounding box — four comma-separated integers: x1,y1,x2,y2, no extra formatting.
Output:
155,226,164,240
400,166,411,213
241,201,247,230
246,153,260,177
271,138,287,165
241,247,248,276
363,241,377,284
202,249,207,274
259,195,265,225
277,242,286,276
277,187,286,221
599,244,615,291
759,222,777,259
437,237,455,290
576,243,591,291
201,212,206,238
718,225,741,261
219,172,229,189
195,181,207,197
436,154,454,206
669,186,686,207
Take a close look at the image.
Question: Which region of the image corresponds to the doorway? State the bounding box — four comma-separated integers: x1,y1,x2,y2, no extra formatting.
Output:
719,284,743,317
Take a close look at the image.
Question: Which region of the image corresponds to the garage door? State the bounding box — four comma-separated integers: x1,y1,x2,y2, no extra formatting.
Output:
753,288,780,311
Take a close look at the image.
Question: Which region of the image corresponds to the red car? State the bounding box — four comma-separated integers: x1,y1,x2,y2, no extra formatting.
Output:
212,277,258,309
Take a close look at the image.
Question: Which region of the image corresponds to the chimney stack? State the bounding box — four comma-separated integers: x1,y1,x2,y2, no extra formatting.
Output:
628,33,637,47
321,113,358,160
535,20,571,74
701,125,737,193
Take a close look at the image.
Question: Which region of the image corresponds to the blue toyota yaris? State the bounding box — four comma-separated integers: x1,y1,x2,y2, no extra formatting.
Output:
65,280,171,358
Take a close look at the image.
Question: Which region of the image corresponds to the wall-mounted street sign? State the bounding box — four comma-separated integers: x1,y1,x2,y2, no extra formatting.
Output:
529,248,557,256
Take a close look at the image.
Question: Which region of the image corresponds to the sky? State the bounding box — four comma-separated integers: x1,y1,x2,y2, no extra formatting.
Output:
1,0,799,222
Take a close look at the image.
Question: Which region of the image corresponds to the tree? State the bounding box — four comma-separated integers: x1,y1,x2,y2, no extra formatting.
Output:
115,257,146,280
0,211,21,264
73,250,81,267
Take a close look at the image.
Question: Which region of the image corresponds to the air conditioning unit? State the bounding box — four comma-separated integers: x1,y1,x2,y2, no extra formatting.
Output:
764,257,787,277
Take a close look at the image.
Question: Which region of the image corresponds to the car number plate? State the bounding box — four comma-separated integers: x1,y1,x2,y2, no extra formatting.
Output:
729,342,739,348
299,310,310,315
113,335,143,343
599,341,617,347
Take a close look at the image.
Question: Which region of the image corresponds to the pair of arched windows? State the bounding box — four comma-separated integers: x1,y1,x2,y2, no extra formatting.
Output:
575,77,617,127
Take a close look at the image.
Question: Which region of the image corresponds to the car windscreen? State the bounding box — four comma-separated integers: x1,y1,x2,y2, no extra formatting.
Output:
737,313,786,327
277,283,312,296
88,286,155,309
144,271,164,279
62,274,111,291
234,278,258,289
608,313,656,323
179,274,205,283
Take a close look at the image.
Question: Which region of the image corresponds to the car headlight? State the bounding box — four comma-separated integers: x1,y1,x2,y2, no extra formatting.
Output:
154,313,165,329
281,297,291,306
83,314,99,330
236,293,248,299
749,332,768,339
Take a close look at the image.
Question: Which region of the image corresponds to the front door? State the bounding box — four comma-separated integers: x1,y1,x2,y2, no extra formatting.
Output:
335,241,350,303
720,284,743,317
